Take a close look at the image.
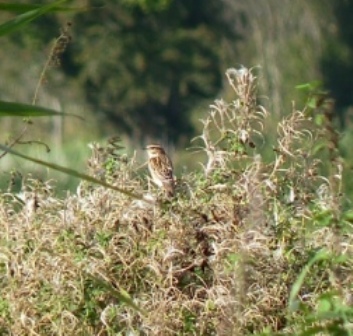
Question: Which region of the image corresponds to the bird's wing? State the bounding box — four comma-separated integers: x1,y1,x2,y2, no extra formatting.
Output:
160,156,174,181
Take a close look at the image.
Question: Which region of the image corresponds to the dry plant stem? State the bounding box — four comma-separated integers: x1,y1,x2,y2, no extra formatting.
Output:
32,41,56,106
17,140,51,153
0,26,71,160
0,123,29,160
33,23,72,105
0,36,55,160
0,66,350,335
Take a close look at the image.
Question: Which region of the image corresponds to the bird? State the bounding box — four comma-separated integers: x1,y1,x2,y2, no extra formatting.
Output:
145,144,175,197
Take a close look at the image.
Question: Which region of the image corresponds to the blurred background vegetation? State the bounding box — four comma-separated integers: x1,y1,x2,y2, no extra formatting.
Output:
1,0,353,196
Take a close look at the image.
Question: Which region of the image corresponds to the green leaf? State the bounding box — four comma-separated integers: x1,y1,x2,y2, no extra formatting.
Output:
317,298,332,313
295,80,322,92
313,209,334,227
299,325,329,336
342,210,353,223
312,141,327,155
84,272,145,314
0,0,68,37
307,97,318,109
314,113,324,126
0,101,83,119
295,83,312,91
288,249,330,312
0,3,84,13
0,144,150,202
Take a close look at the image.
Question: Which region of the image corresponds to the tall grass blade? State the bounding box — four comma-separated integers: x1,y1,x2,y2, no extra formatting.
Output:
0,3,85,13
288,249,330,312
0,144,148,202
0,0,69,37
85,272,145,314
0,101,83,119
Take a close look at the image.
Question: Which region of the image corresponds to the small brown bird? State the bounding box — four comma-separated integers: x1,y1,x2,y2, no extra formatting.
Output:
145,144,175,197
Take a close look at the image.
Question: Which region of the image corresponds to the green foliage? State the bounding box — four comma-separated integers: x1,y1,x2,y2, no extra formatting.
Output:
1,0,353,156
288,249,331,312
296,80,331,125
69,0,236,143
320,0,353,122
121,0,171,12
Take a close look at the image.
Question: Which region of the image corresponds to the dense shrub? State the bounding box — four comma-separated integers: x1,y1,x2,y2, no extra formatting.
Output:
0,67,352,335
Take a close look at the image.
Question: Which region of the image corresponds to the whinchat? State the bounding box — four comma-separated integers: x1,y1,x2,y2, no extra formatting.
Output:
145,144,175,197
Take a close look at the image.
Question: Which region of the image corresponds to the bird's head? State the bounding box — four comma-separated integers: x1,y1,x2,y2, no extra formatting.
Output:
145,144,165,158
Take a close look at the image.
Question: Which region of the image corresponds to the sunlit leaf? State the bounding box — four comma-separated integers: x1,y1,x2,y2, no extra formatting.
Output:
295,83,312,90
295,80,322,92
317,298,332,313
314,113,324,126
307,97,318,109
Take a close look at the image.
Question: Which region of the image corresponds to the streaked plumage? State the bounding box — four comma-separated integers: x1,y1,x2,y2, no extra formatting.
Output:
146,144,175,197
